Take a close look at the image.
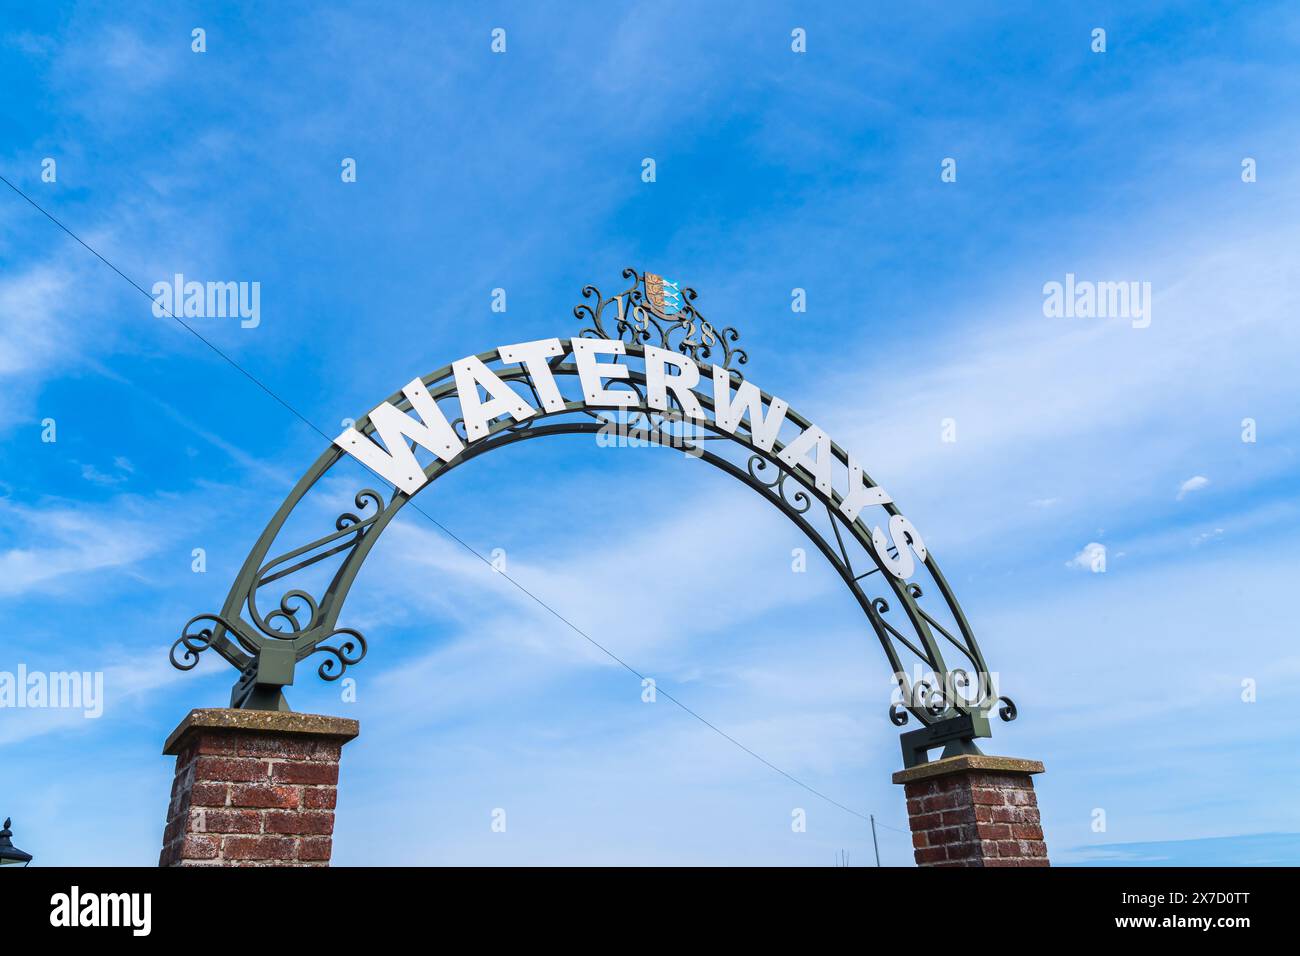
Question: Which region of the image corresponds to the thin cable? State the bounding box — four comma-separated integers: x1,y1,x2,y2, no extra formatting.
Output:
2,172,894,827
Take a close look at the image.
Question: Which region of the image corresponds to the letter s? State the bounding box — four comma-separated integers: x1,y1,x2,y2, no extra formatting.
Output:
872,514,928,580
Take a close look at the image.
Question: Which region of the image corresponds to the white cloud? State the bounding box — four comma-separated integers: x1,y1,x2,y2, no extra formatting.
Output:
791,207,1300,577
79,460,132,487
1177,475,1210,500
325,475,835,671
0,497,172,597
0,256,135,434
0,265,69,377
1066,541,1107,572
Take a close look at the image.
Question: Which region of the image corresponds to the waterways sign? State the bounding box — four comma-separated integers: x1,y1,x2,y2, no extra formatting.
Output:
170,268,1015,767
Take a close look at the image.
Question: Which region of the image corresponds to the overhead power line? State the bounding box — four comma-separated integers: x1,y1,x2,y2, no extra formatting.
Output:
1,171,904,833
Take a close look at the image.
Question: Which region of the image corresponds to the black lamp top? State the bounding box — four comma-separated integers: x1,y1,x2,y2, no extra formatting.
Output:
0,818,32,864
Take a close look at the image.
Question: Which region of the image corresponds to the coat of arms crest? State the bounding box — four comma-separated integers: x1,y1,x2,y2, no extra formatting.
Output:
643,272,683,317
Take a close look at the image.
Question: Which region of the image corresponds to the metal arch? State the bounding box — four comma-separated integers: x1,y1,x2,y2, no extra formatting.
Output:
170,270,1015,764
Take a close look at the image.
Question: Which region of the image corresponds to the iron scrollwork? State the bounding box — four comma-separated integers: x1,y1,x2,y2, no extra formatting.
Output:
171,490,382,710
746,455,813,514
575,267,748,378
171,268,1011,769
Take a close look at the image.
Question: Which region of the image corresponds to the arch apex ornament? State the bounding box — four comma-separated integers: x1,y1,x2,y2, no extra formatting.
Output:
171,267,1016,766
574,267,748,376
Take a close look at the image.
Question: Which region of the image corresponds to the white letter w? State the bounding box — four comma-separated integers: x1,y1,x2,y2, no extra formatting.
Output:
333,379,465,495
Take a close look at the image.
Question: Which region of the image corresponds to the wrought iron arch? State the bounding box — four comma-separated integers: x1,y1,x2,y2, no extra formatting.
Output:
171,269,1015,766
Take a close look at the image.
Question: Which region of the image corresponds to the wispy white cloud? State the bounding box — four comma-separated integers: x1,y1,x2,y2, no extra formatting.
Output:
1177,475,1210,500
796,210,1300,574
78,458,133,487
1192,527,1224,547
0,498,162,597
1065,542,1107,572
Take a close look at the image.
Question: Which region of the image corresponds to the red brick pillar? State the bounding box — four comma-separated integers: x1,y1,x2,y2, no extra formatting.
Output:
159,708,359,867
893,755,1048,867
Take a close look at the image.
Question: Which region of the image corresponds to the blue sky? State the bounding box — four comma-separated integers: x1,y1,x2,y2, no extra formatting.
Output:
1,1,1298,865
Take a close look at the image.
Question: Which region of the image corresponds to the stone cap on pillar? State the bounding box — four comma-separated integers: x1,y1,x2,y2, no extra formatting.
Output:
892,754,1044,785
163,707,360,756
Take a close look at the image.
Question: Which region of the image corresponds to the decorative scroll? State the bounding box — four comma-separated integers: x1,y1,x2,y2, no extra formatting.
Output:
170,612,251,671
245,489,384,639
171,267,1010,763
170,490,382,699
746,455,812,514
310,627,368,681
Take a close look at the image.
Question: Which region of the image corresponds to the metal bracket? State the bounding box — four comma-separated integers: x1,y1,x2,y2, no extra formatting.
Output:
900,711,992,769
229,644,297,712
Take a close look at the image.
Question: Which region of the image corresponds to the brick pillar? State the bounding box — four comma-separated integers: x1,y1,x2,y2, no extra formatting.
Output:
893,754,1048,867
159,708,359,867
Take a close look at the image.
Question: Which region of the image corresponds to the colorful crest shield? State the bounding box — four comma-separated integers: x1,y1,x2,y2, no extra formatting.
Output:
643,272,683,317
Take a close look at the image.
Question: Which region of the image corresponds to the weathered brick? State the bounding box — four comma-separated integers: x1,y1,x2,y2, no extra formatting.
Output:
303,788,337,810
195,755,267,783
189,782,229,807
939,806,975,827
978,822,1012,841
180,834,220,860
202,808,262,834
901,762,1046,867
170,766,194,800
991,805,1018,823
947,823,978,844
904,779,941,799
161,718,356,867
263,810,334,836
229,784,299,809
222,835,296,861
915,846,947,865
1011,822,1044,842
193,731,241,756
308,740,343,761
236,735,316,760
272,761,339,785
297,837,333,862
945,840,979,860
911,811,943,831
921,791,958,813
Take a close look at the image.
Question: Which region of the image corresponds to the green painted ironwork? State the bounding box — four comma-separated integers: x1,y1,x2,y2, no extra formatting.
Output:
170,268,1015,764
